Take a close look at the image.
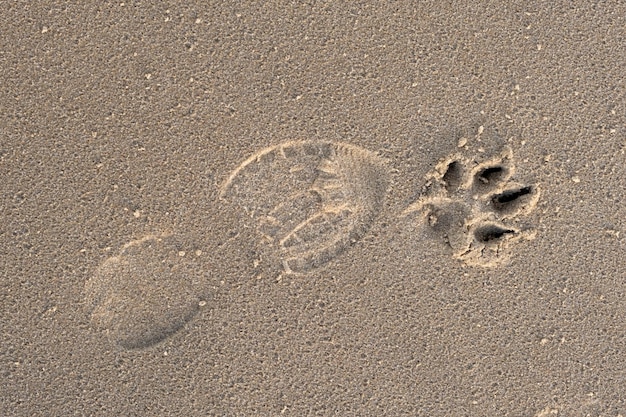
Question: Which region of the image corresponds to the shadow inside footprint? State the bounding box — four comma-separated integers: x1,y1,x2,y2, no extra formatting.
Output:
472,164,512,195
473,223,516,243
442,160,464,192
491,186,538,216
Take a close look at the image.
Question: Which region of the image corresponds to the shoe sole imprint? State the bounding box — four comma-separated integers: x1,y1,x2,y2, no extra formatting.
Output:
219,141,389,274
84,233,205,349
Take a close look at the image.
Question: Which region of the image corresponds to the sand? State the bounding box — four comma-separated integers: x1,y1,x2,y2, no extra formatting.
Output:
1,2,625,416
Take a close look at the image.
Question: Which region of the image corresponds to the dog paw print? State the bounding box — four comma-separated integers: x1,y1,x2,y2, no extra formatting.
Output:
405,146,540,267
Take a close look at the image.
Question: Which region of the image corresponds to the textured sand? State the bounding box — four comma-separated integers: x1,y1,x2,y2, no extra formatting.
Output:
1,2,625,416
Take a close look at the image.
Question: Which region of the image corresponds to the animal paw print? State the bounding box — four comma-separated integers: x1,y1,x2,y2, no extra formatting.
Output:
405,146,540,267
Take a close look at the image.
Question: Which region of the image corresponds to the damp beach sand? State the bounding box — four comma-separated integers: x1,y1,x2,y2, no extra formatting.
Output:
1,2,625,416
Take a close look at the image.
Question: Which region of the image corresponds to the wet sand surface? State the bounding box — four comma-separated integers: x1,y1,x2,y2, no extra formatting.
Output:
1,2,625,416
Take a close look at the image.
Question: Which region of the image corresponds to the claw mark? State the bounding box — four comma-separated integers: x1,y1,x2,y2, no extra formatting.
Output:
473,223,517,242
